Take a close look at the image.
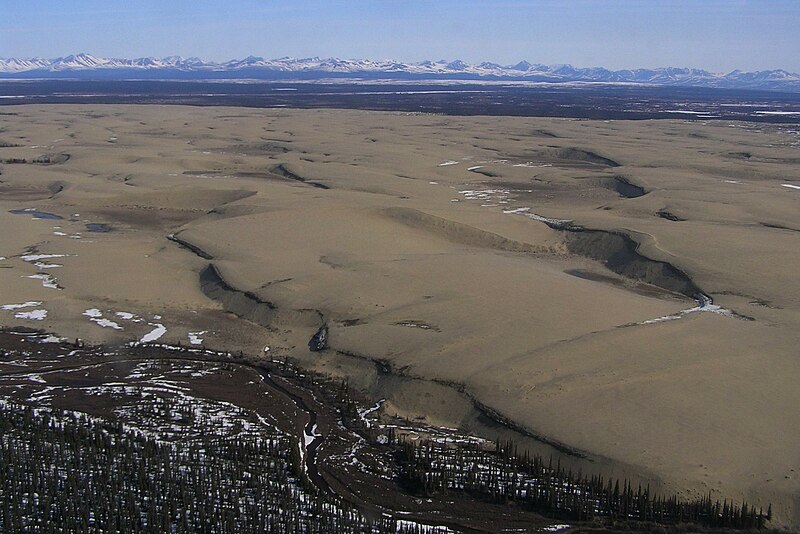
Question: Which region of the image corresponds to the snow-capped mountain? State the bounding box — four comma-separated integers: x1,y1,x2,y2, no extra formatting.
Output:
1,53,799,91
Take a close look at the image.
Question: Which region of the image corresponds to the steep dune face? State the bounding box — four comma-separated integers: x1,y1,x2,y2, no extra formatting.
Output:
1,105,800,525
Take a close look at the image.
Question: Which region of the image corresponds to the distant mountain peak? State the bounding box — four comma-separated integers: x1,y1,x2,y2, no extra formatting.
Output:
0,54,798,92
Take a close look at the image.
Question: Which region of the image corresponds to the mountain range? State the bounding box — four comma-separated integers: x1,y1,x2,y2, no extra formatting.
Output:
1,53,799,92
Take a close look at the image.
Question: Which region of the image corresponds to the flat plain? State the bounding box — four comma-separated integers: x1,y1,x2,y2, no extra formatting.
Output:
1,104,799,526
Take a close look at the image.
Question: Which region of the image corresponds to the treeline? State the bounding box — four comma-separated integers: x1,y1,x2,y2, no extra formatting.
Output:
0,402,438,533
395,438,770,531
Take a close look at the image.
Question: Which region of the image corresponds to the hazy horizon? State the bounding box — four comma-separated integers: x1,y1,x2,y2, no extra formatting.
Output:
2,0,799,73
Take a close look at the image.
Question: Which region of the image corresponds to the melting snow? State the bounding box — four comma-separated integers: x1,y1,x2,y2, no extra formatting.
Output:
34,261,62,269
115,311,143,322
636,294,746,325
25,274,60,289
503,207,531,214
542,525,571,532
1,301,42,310
140,323,167,343
14,309,47,321
20,254,67,262
188,331,206,345
438,160,459,166
304,424,319,447
83,309,123,330
395,519,454,533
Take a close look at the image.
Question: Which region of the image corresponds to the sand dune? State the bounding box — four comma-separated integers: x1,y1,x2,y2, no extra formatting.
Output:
1,105,799,525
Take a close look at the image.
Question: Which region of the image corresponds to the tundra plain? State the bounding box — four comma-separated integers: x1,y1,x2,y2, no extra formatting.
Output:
1,105,799,526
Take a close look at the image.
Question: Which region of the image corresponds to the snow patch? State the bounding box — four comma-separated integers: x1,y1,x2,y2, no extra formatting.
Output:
1,301,42,311
33,261,62,269
140,323,167,343
188,331,206,345
83,309,123,330
25,274,60,289
20,254,67,262
15,309,47,321
542,525,571,532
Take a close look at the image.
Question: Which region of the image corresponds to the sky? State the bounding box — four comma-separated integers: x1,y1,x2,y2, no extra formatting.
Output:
2,0,799,73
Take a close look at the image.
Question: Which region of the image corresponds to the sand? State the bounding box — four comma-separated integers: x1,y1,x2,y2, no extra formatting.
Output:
1,105,799,525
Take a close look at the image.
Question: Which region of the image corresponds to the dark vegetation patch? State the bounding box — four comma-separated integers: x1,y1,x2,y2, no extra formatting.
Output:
760,222,800,233
270,163,330,189
563,229,701,298
396,438,771,531
593,176,646,198
1,153,70,165
549,147,620,167
564,269,674,299
657,210,686,222
530,129,558,138
384,207,549,254
609,176,646,198
230,141,290,155
198,263,323,331
468,167,499,177
0,181,63,201
200,264,277,328
506,147,620,168
167,233,214,259
85,223,112,233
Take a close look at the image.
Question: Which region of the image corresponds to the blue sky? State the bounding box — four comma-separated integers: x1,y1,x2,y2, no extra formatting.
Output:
2,0,799,72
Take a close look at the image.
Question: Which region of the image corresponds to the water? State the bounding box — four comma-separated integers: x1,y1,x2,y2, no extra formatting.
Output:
86,223,112,233
10,209,63,220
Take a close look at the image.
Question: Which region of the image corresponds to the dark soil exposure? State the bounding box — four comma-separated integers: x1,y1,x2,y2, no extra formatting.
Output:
0,329,773,533
85,222,112,232
384,207,548,254
607,176,646,198
563,229,701,298
760,222,800,233
549,148,620,167
32,153,71,165
564,269,676,299
657,210,686,222
505,147,621,168
468,167,499,177
530,129,558,138
270,163,330,189
199,263,277,327
199,262,323,330
167,232,214,259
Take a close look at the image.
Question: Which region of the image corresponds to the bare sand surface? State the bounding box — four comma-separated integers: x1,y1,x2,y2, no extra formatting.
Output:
1,105,799,526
